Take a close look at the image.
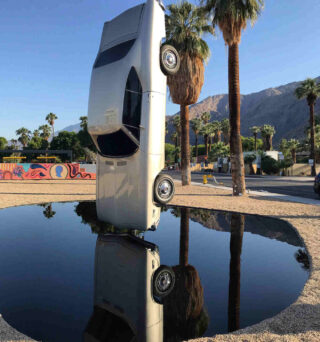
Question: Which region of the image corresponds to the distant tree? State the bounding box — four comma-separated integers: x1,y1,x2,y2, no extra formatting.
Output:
260,124,275,151
191,118,202,158
250,126,260,151
208,142,230,162
0,137,7,150
200,124,211,157
77,116,96,152
221,118,230,144
286,139,300,164
295,78,320,176
39,124,51,141
165,143,176,164
33,129,40,138
173,115,181,147
46,112,58,138
9,139,18,149
201,112,211,125
50,131,83,160
27,136,49,150
207,122,216,152
166,2,213,185
241,136,263,152
212,120,222,143
16,127,31,147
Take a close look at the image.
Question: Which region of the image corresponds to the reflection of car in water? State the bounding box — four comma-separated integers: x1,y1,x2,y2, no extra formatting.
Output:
87,0,180,229
314,172,320,197
83,233,175,342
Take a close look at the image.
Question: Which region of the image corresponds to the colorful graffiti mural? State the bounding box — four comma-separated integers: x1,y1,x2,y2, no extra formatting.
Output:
0,163,96,180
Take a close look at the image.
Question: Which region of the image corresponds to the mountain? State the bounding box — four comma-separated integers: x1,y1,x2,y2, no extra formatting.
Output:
166,76,320,146
57,76,320,146
56,123,81,135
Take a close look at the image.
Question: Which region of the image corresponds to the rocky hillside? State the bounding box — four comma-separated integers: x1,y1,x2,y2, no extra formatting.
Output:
166,76,320,146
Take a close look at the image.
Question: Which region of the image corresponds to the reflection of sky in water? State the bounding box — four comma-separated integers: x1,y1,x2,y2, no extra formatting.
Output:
0,202,309,342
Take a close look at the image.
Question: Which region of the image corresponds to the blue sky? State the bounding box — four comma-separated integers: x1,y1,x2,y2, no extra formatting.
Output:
0,0,319,140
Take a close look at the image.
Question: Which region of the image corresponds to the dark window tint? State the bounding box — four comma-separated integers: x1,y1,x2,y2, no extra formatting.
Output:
97,130,138,157
94,40,135,68
122,67,142,140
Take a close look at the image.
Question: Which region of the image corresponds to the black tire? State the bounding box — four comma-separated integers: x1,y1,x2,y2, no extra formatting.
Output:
160,44,180,76
152,265,175,304
154,174,175,205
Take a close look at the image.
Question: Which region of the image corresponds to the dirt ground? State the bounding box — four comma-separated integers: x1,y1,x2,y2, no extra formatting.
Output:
0,179,319,342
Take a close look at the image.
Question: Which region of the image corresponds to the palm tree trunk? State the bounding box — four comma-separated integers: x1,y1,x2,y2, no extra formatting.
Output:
228,214,245,332
195,134,198,159
217,131,221,143
209,137,212,153
180,105,191,185
228,43,246,196
309,103,316,176
179,207,190,266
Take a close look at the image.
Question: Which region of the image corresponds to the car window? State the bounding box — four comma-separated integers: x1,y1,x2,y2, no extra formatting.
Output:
94,39,135,68
122,67,142,141
97,130,138,157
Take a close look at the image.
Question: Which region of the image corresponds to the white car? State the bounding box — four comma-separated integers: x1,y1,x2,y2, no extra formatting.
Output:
87,0,180,230
83,233,175,342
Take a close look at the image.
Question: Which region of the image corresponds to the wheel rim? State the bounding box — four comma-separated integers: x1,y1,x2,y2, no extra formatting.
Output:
157,180,172,199
156,271,172,293
163,50,177,70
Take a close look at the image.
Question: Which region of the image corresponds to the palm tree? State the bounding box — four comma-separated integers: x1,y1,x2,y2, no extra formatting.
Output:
221,118,230,144
39,124,52,141
10,139,18,149
212,120,222,143
200,124,211,157
171,131,179,163
228,213,245,332
191,118,202,159
16,127,31,148
166,2,213,185
287,139,299,164
202,0,264,196
79,116,88,130
260,124,275,151
46,112,58,138
201,111,211,125
207,122,216,151
295,78,320,176
250,126,260,151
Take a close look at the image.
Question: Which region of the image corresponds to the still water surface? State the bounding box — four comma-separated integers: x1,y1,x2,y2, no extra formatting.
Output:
0,202,309,342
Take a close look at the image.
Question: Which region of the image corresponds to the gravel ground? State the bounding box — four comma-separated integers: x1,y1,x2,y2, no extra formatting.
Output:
0,179,319,342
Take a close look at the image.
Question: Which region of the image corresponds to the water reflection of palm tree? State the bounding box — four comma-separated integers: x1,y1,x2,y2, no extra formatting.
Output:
40,203,56,219
164,207,209,341
228,213,245,333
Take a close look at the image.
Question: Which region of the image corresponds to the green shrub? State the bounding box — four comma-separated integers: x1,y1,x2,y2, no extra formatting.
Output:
261,155,279,175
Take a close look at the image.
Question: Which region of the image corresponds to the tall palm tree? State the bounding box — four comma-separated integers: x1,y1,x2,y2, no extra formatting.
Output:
171,131,179,164
250,126,260,151
202,0,264,196
287,139,300,164
191,118,202,159
46,112,58,138
39,124,52,142
16,127,31,148
228,213,245,332
33,129,40,138
295,78,320,176
207,122,216,151
166,2,213,185
260,124,275,151
221,118,230,144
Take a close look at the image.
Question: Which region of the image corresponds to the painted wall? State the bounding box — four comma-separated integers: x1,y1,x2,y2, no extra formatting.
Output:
0,163,96,180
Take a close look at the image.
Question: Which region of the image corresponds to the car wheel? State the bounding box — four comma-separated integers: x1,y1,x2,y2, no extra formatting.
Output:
153,265,175,304
160,44,180,76
154,174,175,205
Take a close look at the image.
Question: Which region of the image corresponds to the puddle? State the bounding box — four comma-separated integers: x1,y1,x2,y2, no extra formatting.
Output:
0,202,309,342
